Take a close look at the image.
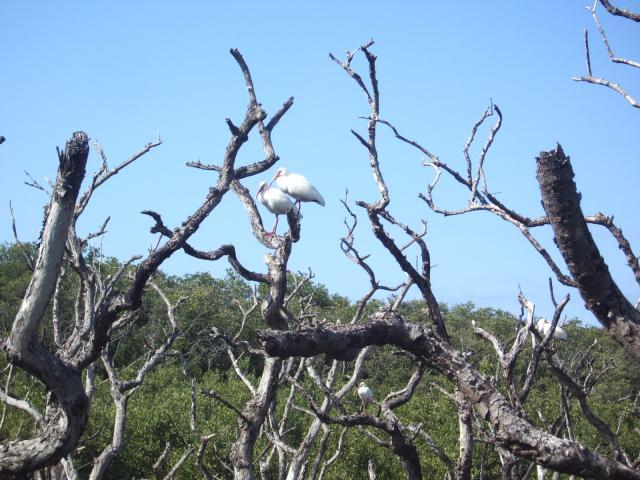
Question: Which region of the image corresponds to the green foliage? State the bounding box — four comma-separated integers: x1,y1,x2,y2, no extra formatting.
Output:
1,243,639,479
0,242,35,335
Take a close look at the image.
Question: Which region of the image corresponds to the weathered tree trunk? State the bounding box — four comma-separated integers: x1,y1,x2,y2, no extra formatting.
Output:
230,358,282,480
1,132,90,474
454,389,473,480
536,144,640,360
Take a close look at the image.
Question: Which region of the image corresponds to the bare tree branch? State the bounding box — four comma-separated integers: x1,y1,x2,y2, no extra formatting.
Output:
8,201,35,270
75,138,162,220
258,309,640,480
574,2,640,108
585,212,640,287
590,3,640,66
597,0,640,22
573,74,640,108
0,381,43,428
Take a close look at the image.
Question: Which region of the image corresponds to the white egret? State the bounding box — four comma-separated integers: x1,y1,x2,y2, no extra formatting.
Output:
536,318,568,341
256,181,294,234
269,167,325,210
357,382,374,412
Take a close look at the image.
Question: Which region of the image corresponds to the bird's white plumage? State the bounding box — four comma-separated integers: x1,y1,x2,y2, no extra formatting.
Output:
536,318,568,340
256,181,294,233
357,382,373,404
270,167,325,206
257,181,294,215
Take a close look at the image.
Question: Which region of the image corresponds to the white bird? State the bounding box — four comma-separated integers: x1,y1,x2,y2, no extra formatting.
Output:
536,318,568,341
269,167,325,210
357,382,374,412
256,181,294,235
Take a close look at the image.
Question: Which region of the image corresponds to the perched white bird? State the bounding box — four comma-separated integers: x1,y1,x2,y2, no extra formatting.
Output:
357,382,374,412
536,318,568,340
256,181,294,234
269,167,325,210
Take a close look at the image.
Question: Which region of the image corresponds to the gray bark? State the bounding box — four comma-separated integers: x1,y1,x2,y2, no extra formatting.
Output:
1,132,90,474
258,309,640,480
230,358,282,480
286,349,369,480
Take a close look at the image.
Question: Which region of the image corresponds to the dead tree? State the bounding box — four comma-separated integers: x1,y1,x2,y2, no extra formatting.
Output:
288,360,427,480
259,308,639,479
256,40,640,479
278,197,414,480
73,282,185,480
2,22,638,479
0,47,293,476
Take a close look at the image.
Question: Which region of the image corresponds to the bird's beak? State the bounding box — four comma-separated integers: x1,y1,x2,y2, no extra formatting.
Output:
268,172,279,188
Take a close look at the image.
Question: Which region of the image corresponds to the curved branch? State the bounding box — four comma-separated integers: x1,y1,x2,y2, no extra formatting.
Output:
597,0,640,22
258,310,640,480
2,132,90,474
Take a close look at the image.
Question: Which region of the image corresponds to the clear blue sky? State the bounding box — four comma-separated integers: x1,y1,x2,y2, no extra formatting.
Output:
1,1,638,326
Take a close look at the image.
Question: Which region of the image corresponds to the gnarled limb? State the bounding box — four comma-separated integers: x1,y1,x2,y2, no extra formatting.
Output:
2,47,291,477
333,41,449,341
258,310,640,480
289,360,424,480
285,348,370,479
453,389,472,480
598,0,640,21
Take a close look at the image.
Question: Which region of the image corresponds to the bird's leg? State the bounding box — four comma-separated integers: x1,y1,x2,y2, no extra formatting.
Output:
271,215,280,234
360,400,365,413
264,216,278,237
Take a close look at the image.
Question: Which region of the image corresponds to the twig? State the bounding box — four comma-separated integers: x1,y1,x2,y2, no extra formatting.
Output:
201,389,252,424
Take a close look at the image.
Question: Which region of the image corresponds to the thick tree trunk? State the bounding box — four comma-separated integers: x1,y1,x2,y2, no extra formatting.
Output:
536,144,640,360
1,132,90,475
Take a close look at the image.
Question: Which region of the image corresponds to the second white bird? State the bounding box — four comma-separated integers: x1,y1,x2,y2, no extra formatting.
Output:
270,167,325,208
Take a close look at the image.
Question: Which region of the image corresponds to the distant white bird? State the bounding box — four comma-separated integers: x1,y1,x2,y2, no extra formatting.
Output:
536,318,568,341
256,181,294,234
357,382,374,412
269,167,325,210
